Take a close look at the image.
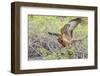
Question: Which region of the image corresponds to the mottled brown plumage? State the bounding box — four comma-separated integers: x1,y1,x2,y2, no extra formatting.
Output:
48,17,82,47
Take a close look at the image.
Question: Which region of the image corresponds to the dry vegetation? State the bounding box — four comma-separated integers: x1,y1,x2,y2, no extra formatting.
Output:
28,15,88,60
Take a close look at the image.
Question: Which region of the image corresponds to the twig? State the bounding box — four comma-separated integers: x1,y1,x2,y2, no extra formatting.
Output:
71,35,87,43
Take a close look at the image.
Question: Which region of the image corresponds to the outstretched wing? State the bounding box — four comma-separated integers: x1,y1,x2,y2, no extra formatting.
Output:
48,32,61,36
